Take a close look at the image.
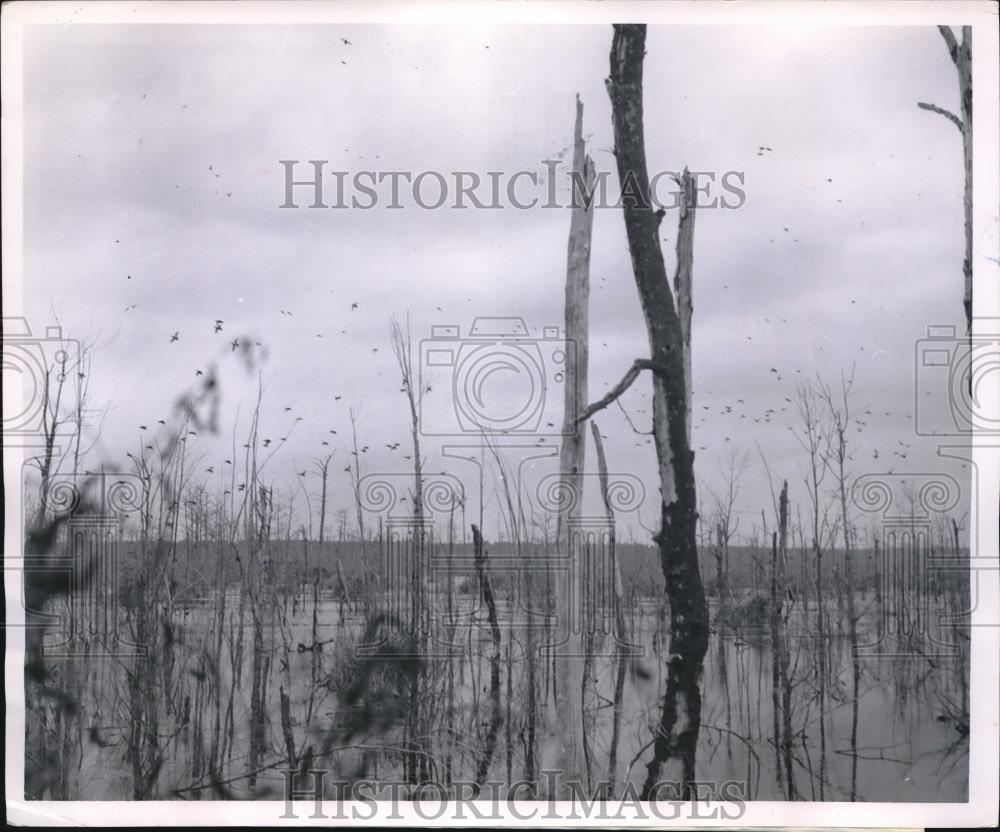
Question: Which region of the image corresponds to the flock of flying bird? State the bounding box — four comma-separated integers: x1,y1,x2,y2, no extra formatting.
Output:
111,112,929,495
162,302,362,354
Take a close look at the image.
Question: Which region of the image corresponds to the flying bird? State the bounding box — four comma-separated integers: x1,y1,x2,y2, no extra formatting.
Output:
170,332,179,342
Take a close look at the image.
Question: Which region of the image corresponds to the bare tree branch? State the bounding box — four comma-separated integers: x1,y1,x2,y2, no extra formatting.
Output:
917,101,963,132
921,24,972,343
938,24,959,65
673,170,695,443
576,358,665,423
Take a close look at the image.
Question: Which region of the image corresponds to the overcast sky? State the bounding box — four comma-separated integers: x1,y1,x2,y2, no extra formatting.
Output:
21,23,975,540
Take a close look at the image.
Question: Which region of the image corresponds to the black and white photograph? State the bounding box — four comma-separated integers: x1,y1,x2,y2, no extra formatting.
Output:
2,1,998,827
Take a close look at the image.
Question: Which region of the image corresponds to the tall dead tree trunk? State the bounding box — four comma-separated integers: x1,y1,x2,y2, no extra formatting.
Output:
471,524,502,787
390,314,428,783
601,23,709,799
792,379,829,797
555,94,596,788
312,453,333,546
777,483,795,797
918,25,972,339
348,407,366,548
820,370,860,800
769,480,796,799
674,161,694,446
769,528,784,797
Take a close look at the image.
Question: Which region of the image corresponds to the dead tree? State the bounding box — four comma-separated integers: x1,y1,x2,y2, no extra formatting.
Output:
347,407,366,546
471,524,502,787
766,479,796,799
555,93,596,788
311,452,334,546
708,448,749,603
791,378,831,798
601,23,709,798
390,314,428,783
591,421,629,798
390,314,427,636
918,26,972,338
818,368,861,800
390,314,426,532
28,337,80,522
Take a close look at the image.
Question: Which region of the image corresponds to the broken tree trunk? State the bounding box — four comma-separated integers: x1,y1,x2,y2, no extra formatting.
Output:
674,171,695,445
591,421,629,798
605,23,709,799
918,25,972,340
771,481,796,798
554,94,596,790
472,524,502,787
769,528,785,797
390,315,428,783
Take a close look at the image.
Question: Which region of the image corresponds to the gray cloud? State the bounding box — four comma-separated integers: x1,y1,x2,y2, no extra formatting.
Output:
21,23,973,537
